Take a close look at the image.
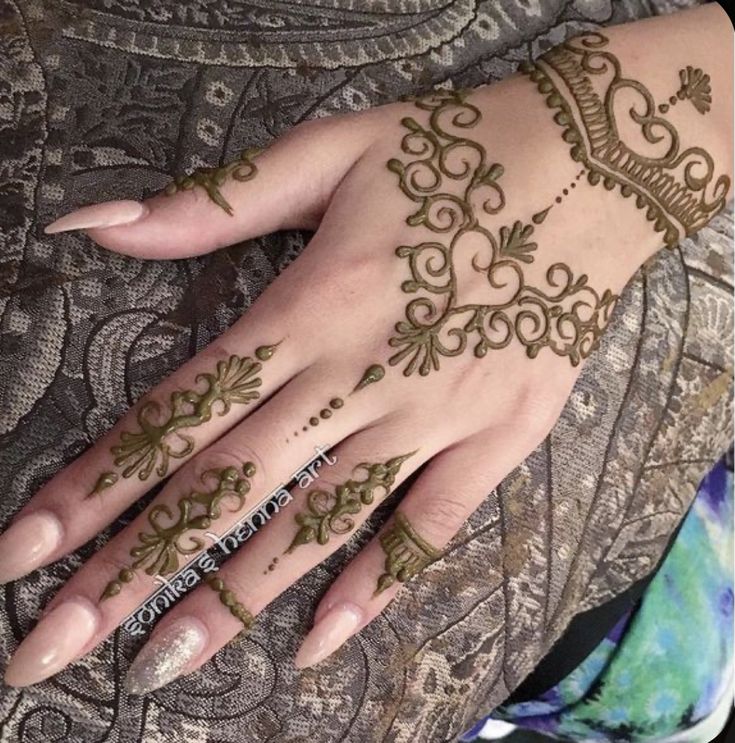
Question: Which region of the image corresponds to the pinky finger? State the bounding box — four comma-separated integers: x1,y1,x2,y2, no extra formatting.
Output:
294,429,531,669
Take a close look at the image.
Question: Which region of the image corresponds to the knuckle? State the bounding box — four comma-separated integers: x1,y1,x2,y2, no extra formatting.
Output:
417,495,469,537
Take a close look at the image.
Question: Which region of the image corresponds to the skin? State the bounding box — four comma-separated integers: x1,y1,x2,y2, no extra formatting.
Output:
1,4,732,690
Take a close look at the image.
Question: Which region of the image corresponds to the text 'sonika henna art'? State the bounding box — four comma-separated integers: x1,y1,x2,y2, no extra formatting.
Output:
87,344,277,497
100,462,257,600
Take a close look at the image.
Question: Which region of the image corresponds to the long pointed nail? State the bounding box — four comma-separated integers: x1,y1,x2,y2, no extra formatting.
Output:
4,598,99,686
294,603,363,669
44,200,148,234
0,510,63,584
126,617,208,695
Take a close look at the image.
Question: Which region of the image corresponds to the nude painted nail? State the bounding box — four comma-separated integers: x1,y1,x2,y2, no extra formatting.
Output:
44,200,148,234
294,602,363,669
4,598,99,686
126,617,208,695
0,510,63,584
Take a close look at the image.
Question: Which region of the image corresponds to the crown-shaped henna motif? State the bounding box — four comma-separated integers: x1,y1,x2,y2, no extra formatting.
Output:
521,34,729,247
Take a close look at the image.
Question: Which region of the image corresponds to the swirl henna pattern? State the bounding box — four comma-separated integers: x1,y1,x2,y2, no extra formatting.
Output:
92,344,277,490
100,462,257,600
521,34,729,246
386,89,617,376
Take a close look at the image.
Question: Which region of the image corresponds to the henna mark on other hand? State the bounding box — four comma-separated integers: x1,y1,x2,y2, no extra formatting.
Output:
285,452,416,553
164,147,262,216
375,512,441,595
100,462,257,601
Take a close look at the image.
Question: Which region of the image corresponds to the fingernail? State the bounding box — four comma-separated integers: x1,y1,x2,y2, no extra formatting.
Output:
126,617,208,695
294,602,363,669
4,597,99,686
0,510,63,584
44,200,148,234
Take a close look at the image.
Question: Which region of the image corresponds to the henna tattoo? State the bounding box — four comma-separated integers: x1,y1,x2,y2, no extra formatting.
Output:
661,66,712,115
352,364,385,393
521,36,728,246
375,512,441,595
88,472,118,497
100,462,257,600
164,147,262,216
205,574,254,631
99,344,276,486
285,452,416,553
387,89,617,374
297,397,345,436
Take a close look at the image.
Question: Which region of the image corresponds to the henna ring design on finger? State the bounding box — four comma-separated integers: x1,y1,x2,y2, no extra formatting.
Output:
164,147,263,216
375,512,441,595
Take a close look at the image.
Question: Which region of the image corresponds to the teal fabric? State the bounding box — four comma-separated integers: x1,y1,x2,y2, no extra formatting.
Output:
463,457,734,742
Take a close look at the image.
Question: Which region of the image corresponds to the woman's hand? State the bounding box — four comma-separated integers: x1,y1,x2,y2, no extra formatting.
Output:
0,4,731,694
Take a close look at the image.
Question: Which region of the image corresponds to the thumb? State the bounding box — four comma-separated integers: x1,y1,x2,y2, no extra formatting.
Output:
44,113,374,259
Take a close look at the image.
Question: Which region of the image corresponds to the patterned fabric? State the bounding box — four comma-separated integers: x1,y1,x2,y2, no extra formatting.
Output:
0,1,732,742
463,456,734,742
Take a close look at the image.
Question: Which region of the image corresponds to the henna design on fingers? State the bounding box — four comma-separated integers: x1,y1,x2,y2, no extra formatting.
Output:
88,472,119,497
375,512,441,595
164,147,262,216
301,398,344,432
100,462,257,601
285,452,416,553
521,36,728,245
204,574,254,632
352,364,385,393
386,89,617,374
90,344,276,490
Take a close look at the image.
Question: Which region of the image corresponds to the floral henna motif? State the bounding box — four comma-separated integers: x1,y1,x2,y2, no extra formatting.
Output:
100,462,257,600
165,146,262,216
102,344,277,485
285,453,416,553
387,89,617,375
521,34,729,246
673,66,712,115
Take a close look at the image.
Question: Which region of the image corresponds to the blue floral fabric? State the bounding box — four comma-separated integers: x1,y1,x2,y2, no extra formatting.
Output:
463,456,734,742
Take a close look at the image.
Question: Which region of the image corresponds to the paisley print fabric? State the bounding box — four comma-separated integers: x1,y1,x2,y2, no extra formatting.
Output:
0,1,732,741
